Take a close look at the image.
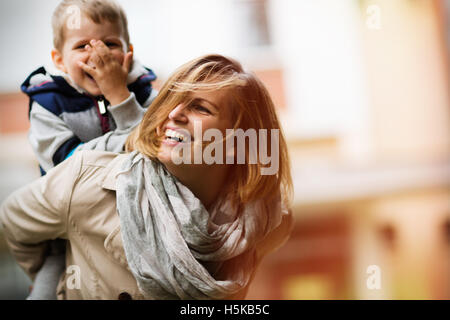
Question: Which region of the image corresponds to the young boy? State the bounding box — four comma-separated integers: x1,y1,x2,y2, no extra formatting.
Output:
22,0,157,175
20,0,157,299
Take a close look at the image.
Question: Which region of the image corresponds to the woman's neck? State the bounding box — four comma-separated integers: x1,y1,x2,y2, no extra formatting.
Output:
164,163,229,211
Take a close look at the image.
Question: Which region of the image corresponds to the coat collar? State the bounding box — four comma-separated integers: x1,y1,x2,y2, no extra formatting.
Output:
100,153,129,191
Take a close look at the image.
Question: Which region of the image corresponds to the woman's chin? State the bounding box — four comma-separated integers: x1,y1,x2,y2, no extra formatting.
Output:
157,148,188,169
157,148,174,165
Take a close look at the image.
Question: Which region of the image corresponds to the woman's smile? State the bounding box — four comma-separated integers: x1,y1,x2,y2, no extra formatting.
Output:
165,128,188,143
160,126,192,148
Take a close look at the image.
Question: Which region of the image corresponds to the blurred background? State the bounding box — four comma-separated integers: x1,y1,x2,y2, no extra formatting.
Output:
0,0,449,299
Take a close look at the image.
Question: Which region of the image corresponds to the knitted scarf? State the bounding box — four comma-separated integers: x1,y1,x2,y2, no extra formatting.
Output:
116,151,287,299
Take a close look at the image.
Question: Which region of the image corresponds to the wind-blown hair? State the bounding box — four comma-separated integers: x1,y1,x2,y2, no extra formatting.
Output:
127,54,293,207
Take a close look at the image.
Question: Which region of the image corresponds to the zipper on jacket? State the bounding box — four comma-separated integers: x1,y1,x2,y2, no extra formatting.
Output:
97,96,107,115
92,95,110,134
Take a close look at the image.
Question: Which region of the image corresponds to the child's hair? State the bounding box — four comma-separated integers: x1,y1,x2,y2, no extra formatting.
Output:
52,0,130,50
126,54,293,207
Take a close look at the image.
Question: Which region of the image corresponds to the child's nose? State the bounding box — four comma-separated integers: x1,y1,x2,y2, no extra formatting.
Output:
168,104,188,123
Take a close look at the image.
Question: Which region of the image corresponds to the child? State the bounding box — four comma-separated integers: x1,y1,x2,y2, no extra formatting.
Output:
20,0,157,299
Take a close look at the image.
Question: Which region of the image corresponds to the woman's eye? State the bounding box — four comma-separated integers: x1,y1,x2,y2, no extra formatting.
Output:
193,105,211,114
75,44,87,50
105,42,119,48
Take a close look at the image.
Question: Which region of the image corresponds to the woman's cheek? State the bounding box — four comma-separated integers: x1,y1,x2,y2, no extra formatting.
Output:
201,118,220,132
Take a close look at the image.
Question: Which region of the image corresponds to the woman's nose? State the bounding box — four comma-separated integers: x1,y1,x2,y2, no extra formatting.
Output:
168,104,188,123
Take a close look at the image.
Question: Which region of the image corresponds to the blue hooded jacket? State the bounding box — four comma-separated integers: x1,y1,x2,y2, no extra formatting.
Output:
21,62,157,174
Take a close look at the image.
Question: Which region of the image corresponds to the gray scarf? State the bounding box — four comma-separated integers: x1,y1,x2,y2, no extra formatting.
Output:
116,151,286,299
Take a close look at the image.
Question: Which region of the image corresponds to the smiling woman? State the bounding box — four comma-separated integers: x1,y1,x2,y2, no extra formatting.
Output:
0,54,293,300
128,54,292,208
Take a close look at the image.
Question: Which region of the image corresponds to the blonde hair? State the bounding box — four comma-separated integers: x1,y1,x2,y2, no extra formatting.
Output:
52,0,130,50
127,54,293,207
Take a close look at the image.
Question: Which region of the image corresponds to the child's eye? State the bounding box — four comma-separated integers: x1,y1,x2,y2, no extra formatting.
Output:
105,42,119,48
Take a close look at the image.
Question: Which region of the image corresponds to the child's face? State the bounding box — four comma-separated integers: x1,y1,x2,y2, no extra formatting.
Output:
52,14,129,97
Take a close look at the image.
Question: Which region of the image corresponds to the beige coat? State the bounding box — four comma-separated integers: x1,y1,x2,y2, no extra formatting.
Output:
0,150,292,300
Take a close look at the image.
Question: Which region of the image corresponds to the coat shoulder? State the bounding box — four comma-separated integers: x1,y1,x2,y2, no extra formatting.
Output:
77,150,124,168
75,150,129,191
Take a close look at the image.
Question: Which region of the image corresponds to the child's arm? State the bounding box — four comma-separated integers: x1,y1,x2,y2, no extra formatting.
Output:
26,242,65,300
28,90,154,173
69,40,156,156
28,101,83,172
70,92,146,153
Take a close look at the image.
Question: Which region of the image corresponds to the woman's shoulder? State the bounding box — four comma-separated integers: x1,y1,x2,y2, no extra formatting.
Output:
72,151,130,191
75,150,127,168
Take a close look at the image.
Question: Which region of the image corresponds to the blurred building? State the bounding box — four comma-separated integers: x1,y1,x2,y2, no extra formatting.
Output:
0,0,449,299
246,0,450,300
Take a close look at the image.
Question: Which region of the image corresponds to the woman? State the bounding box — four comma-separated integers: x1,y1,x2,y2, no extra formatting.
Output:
0,54,293,300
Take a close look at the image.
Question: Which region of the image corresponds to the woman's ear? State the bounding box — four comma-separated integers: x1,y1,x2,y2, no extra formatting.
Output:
128,43,134,53
51,49,67,73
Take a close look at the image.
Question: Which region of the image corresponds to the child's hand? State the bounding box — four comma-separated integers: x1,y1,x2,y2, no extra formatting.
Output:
77,39,133,106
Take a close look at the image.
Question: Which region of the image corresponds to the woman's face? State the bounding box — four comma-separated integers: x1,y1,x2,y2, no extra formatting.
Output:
157,89,233,166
